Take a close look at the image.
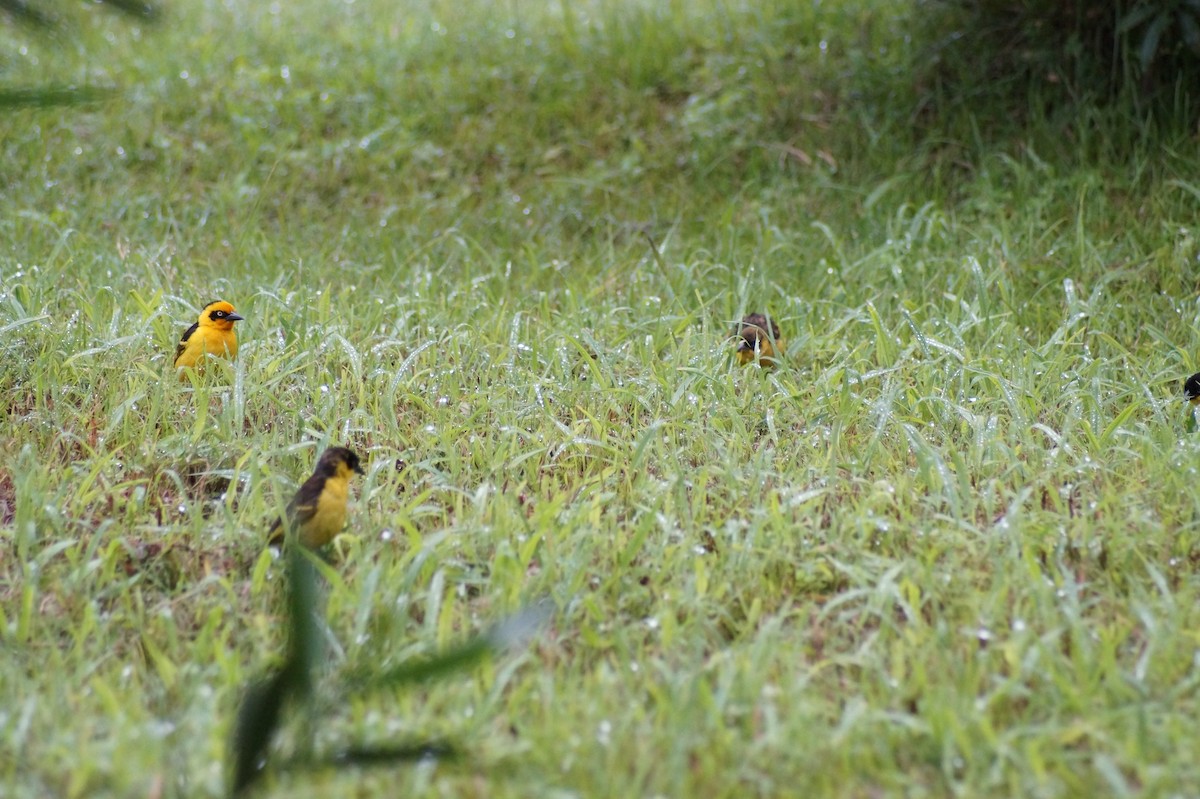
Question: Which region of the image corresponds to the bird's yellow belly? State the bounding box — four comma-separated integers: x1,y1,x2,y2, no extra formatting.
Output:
298,481,349,548
177,330,237,371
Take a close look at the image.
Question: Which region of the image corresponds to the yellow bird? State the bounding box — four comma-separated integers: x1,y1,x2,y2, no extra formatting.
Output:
1186,373,1200,406
733,313,783,367
173,300,243,378
267,447,366,549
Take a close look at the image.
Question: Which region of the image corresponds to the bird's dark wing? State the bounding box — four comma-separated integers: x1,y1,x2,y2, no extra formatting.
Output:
174,322,200,363
267,473,325,545
266,515,284,545
287,474,326,526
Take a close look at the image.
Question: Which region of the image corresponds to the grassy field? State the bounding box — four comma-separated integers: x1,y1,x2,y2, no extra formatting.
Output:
3,0,1200,796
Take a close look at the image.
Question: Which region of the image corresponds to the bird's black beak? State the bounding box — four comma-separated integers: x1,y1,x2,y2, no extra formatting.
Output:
354,462,366,475
227,313,245,321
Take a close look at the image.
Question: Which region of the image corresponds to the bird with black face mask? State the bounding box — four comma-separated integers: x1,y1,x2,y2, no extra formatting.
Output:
173,300,244,379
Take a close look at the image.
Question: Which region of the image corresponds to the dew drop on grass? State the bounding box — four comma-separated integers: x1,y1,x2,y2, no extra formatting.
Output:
596,720,612,746
1012,619,1026,632
320,385,329,393
380,529,393,541
644,617,659,630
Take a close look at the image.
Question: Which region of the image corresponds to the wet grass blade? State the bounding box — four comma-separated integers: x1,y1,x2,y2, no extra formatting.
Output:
227,546,321,796
229,669,290,797
284,546,320,701
96,0,160,21
0,86,114,109
0,0,56,27
326,742,459,767
367,636,492,688
363,602,552,690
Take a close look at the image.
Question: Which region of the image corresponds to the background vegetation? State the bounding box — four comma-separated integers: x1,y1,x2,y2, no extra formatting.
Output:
2,0,1200,796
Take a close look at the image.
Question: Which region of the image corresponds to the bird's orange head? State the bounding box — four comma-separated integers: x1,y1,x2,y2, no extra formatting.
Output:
199,300,244,330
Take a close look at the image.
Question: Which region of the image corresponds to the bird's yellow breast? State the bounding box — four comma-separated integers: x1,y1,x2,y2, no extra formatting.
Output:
296,472,351,548
175,326,239,370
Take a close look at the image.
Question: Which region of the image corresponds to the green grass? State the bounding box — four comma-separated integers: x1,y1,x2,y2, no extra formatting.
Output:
3,0,1200,796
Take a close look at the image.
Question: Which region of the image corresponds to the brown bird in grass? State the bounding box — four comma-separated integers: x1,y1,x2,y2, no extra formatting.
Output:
1186,373,1200,406
733,313,783,367
267,447,365,549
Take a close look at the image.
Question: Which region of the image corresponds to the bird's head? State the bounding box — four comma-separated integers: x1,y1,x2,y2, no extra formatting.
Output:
735,313,780,353
1186,373,1200,406
200,300,244,329
318,446,366,478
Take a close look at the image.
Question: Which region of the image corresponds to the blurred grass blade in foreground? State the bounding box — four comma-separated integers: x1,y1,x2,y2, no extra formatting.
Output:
228,542,551,795
364,599,554,690
0,86,114,108
229,669,291,796
229,546,320,796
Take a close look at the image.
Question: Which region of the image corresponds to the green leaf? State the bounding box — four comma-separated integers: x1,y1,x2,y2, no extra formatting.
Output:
1138,12,1171,71
0,0,57,28
96,0,161,21
1179,10,1200,52
358,602,552,690
229,670,291,797
0,86,114,109
284,546,321,701
369,637,492,688
1116,3,1159,34
327,742,459,767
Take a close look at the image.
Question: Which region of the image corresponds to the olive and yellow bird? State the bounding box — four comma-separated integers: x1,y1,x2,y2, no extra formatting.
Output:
733,313,783,367
267,446,366,549
1186,373,1200,406
173,300,243,378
